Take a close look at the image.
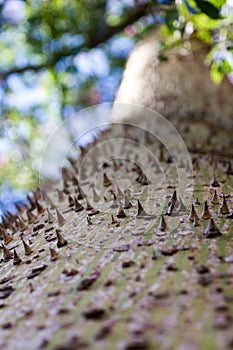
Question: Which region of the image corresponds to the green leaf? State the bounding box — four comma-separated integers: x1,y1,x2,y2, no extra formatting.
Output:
194,0,221,19
192,14,220,30
210,62,223,84
209,0,226,8
220,59,232,74
196,29,212,43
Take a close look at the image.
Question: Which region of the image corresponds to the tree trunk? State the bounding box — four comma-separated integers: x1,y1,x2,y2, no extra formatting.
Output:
0,30,233,350
115,28,233,131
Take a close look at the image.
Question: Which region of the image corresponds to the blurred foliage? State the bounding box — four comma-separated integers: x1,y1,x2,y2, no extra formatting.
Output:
0,0,233,207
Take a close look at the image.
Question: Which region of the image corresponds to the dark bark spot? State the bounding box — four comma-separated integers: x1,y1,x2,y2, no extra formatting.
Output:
0,285,14,299
159,247,178,256
123,336,150,350
137,240,153,246
44,226,54,233
27,264,47,279
25,259,32,264
2,322,13,329
148,291,170,300
179,289,188,295
62,269,78,277
214,304,229,312
51,336,88,350
95,324,112,340
77,273,99,291
122,261,136,268
33,224,44,232
104,280,114,287
166,263,178,271
87,210,100,216
187,255,195,260
151,252,157,260
95,328,110,340
197,275,213,287
57,308,70,315
135,275,141,282
47,290,61,297
113,244,130,252
23,310,34,317
0,276,15,285
38,339,49,349
82,307,105,320
195,264,210,274
45,233,57,242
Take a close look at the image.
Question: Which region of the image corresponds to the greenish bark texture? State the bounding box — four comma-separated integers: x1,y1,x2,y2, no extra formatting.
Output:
0,31,233,350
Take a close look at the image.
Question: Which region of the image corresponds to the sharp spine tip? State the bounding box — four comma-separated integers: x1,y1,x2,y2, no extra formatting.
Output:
22,239,33,256
46,208,54,223
35,200,45,215
13,249,22,265
219,195,230,215
49,246,59,261
103,173,112,187
201,201,211,220
193,215,200,227
168,190,177,206
85,198,93,211
123,190,132,209
111,214,116,224
136,200,154,218
56,229,68,248
211,190,219,205
210,175,220,187
56,208,66,227
92,188,100,202
116,201,127,218
203,218,222,238
136,200,147,217
2,244,12,260
3,230,13,245
57,189,65,202
15,203,25,214
188,204,198,222
68,195,75,207
224,162,233,175
116,185,124,199
158,214,167,231
26,210,37,224
74,197,84,212
17,217,27,231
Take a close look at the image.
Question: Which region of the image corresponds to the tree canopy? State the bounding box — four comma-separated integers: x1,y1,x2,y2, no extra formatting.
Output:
0,0,233,213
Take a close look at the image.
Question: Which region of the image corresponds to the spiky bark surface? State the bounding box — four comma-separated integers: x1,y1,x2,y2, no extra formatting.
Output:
0,32,233,350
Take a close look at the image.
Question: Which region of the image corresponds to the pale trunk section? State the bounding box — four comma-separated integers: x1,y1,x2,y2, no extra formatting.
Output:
115,28,233,130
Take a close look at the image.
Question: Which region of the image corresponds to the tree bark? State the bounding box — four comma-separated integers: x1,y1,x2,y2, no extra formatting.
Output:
115,28,233,131
0,28,233,350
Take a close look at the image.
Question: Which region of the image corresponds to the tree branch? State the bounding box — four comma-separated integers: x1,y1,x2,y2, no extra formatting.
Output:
0,4,150,80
